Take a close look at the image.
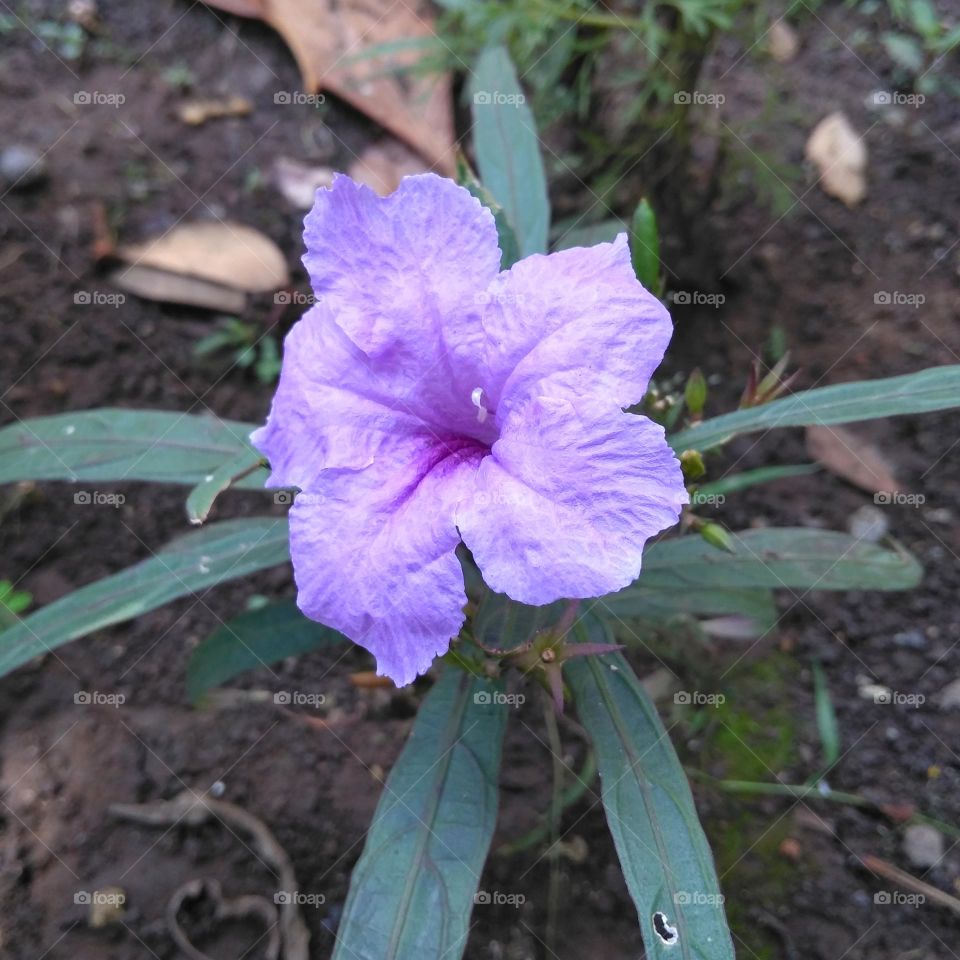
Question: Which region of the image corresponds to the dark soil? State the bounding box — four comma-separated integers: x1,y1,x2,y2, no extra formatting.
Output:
1,2,959,958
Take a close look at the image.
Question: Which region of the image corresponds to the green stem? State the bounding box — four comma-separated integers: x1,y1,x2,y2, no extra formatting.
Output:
497,749,598,856
691,772,960,842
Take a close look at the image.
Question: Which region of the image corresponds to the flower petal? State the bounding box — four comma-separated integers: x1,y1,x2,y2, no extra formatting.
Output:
251,304,457,489
478,234,672,414
302,174,502,437
457,396,687,605
288,435,484,686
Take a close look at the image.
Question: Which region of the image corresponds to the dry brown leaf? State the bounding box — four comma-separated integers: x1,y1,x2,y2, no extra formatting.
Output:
203,0,455,172
806,424,898,494
805,111,868,206
768,20,799,63
117,221,288,293
108,264,247,312
272,157,335,209
349,670,395,689
347,138,429,196
177,95,253,125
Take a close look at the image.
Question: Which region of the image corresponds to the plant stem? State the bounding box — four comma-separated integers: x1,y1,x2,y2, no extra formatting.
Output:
690,771,960,842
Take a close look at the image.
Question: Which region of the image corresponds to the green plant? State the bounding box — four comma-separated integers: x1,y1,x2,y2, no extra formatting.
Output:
3,43,960,960
193,317,282,385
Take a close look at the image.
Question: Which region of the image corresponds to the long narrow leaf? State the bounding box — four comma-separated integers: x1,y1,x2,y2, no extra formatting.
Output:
332,665,507,960
608,529,922,601
672,365,960,451
567,619,734,960
187,599,345,703
0,409,264,486
696,463,820,498
597,585,778,632
470,45,549,257
0,517,289,678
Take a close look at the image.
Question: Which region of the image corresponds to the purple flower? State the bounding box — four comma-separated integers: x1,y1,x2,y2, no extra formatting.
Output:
252,174,687,685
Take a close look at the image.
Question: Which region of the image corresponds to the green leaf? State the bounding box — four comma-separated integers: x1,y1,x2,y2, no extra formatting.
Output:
811,661,840,769
185,452,266,524
0,409,265,487
472,587,564,653
470,45,549,257
0,518,290,679
598,585,779,633
696,463,820,498
567,619,735,960
455,154,522,269
187,599,346,702
881,31,925,72
332,665,507,960
551,218,627,251
630,198,661,291
602,529,921,609
671,365,960,451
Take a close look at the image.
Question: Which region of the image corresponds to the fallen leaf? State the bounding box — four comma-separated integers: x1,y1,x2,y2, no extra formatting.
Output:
108,264,246,312
347,138,429,196
349,671,395,689
272,156,335,209
768,20,799,63
805,111,868,205
202,0,455,171
177,95,253,125
117,221,288,293
88,886,126,928
806,424,898,494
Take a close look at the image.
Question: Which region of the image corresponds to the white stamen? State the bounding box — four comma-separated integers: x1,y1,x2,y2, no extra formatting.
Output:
471,387,488,424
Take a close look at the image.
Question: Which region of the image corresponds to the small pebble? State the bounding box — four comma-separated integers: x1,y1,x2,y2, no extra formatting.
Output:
893,629,927,650
935,678,960,710
0,144,47,189
848,505,888,542
902,824,944,868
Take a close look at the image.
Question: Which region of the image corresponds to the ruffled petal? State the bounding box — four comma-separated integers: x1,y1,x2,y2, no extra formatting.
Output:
478,234,672,415
457,395,687,605
288,435,484,686
302,174,503,440
251,304,457,489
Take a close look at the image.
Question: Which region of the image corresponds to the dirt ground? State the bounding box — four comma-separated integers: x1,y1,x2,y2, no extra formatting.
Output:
1,1,959,958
